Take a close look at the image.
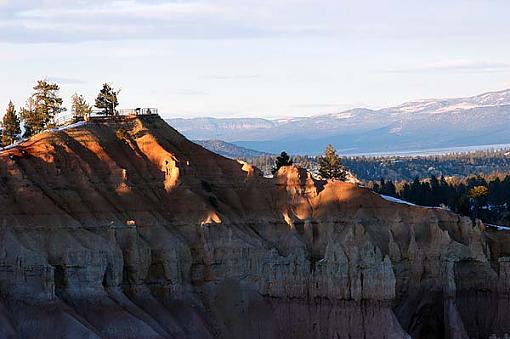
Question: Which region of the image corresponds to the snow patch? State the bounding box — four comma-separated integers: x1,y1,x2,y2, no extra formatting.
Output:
430,102,478,114
380,194,416,206
0,121,86,153
56,120,86,131
335,112,354,119
0,139,27,152
486,223,510,231
380,194,448,209
48,121,86,133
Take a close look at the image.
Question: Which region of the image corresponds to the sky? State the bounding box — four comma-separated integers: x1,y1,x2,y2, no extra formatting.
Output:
1,0,510,119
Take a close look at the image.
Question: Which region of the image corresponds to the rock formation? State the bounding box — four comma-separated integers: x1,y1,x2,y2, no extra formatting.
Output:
0,115,508,338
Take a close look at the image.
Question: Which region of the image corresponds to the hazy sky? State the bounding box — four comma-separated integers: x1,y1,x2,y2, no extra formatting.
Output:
1,0,510,118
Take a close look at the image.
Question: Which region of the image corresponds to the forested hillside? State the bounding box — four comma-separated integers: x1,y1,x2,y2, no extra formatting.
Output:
368,173,510,226
250,148,510,181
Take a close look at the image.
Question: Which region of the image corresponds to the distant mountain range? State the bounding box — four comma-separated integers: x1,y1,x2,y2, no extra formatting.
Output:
193,139,271,159
168,88,510,155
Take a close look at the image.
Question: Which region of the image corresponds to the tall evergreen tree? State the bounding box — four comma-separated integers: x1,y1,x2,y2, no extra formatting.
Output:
71,93,92,122
21,80,64,136
467,185,489,219
400,182,411,201
318,144,347,180
371,181,381,193
488,177,502,204
382,179,396,196
272,151,293,174
379,178,386,192
20,97,38,138
95,83,119,116
33,79,64,127
2,101,21,146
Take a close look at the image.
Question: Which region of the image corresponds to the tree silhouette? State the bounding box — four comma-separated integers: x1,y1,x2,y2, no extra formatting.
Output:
318,144,347,180
21,79,64,136
95,83,119,116
2,101,21,146
272,151,293,174
71,93,92,122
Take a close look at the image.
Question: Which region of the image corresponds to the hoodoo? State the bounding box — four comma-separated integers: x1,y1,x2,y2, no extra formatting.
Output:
0,115,509,338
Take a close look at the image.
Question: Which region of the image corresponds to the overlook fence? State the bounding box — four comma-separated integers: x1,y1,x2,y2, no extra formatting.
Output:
117,108,158,116
54,107,159,126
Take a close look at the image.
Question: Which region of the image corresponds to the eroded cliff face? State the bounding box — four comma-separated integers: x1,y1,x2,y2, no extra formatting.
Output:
0,115,508,339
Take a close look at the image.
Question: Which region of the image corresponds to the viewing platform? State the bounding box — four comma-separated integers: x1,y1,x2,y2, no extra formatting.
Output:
55,107,159,125
116,108,158,116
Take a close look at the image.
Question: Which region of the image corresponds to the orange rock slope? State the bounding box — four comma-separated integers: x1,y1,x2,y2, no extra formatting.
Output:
0,115,508,339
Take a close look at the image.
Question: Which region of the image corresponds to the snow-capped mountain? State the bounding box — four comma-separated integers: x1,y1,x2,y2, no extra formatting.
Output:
383,88,510,115
167,88,510,155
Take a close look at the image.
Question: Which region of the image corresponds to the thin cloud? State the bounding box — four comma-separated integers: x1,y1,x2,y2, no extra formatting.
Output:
17,1,220,20
0,0,346,43
3,1,510,44
291,104,344,108
46,77,86,85
202,75,258,80
169,89,209,96
385,60,510,73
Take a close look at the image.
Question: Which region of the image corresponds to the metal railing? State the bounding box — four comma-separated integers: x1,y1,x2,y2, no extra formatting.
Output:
91,107,158,117
117,108,158,116
54,108,159,126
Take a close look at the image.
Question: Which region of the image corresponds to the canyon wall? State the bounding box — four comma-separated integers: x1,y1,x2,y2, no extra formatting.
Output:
0,116,508,338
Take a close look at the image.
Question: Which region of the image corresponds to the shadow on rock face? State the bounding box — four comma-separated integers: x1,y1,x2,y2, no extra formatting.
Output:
202,279,277,339
396,292,445,339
